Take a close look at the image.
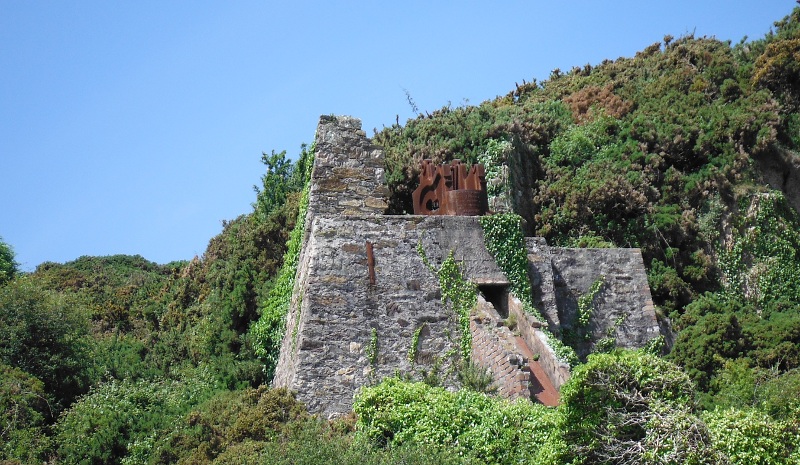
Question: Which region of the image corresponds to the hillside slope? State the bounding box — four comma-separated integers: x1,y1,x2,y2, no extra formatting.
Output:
2,9,800,465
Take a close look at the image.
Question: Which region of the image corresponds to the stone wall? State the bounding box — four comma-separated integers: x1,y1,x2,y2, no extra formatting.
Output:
549,247,660,358
506,294,571,390
525,237,561,334
471,295,531,400
273,215,514,417
506,140,540,235
309,115,390,218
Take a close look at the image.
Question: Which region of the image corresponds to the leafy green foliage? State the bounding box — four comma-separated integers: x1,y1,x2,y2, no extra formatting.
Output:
143,386,308,464
246,421,481,465
417,244,476,361
577,275,605,327
479,214,532,302
0,142,315,462
32,254,172,333
718,192,800,307
250,145,315,377
457,361,495,393
669,294,751,390
54,374,219,465
0,364,51,464
704,407,800,464
671,291,800,391
0,278,95,414
407,323,425,363
0,236,17,285
704,361,800,422
253,150,295,221
557,350,721,464
354,377,558,465
752,10,800,113
479,213,578,366
477,138,513,197
366,328,379,367
6,9,800,465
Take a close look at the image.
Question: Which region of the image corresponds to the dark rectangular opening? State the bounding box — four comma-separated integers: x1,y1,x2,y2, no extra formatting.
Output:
479,284,509,318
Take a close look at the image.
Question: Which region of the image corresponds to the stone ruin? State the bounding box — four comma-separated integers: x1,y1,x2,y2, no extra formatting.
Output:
272,115,662,418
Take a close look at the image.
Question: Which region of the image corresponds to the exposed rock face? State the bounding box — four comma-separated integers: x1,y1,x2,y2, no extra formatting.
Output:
272,115,662,418
754,147,800,214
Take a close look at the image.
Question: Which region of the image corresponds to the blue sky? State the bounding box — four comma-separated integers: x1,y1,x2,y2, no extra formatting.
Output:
1,1,794,271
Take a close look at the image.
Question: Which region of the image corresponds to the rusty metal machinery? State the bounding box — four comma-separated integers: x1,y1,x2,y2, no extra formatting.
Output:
412,159,489,216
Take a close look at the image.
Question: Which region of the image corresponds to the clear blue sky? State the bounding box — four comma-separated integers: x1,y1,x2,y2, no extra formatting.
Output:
1,1,794,271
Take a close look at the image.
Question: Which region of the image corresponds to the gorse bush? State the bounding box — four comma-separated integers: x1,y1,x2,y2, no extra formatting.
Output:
0,278,95,414
139,386,308,464
0,364,51,464
55,373,219,465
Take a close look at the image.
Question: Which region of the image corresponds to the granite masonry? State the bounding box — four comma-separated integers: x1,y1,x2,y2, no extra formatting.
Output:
272,115,662,418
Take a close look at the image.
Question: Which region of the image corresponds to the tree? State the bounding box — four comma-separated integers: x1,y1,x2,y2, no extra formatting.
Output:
252,150,295,221
0,278,94,413
0,236,18,285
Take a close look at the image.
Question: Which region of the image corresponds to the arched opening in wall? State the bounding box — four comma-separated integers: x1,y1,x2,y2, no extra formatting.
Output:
478,284,510,318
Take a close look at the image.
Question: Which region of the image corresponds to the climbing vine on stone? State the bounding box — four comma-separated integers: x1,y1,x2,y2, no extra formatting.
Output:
408,323,426,364
477,138,513,197
577,276,605,327
480,213,533,304
480,213,578,367
250,144,315,378
367,328,379,367
417,242,476,362
719,191,800,307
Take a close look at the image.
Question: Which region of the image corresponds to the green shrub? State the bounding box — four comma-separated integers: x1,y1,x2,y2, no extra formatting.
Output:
0,364,51,464
458,361,495,393
250,145,314,378
557,350,720,464
146,386,308,464
55,374,218,465
704,407,799,464
0,237,17,285
354,377,557,465
0,278,95,413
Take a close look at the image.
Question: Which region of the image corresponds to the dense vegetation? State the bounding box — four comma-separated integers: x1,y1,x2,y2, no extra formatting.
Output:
3,9,800,464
